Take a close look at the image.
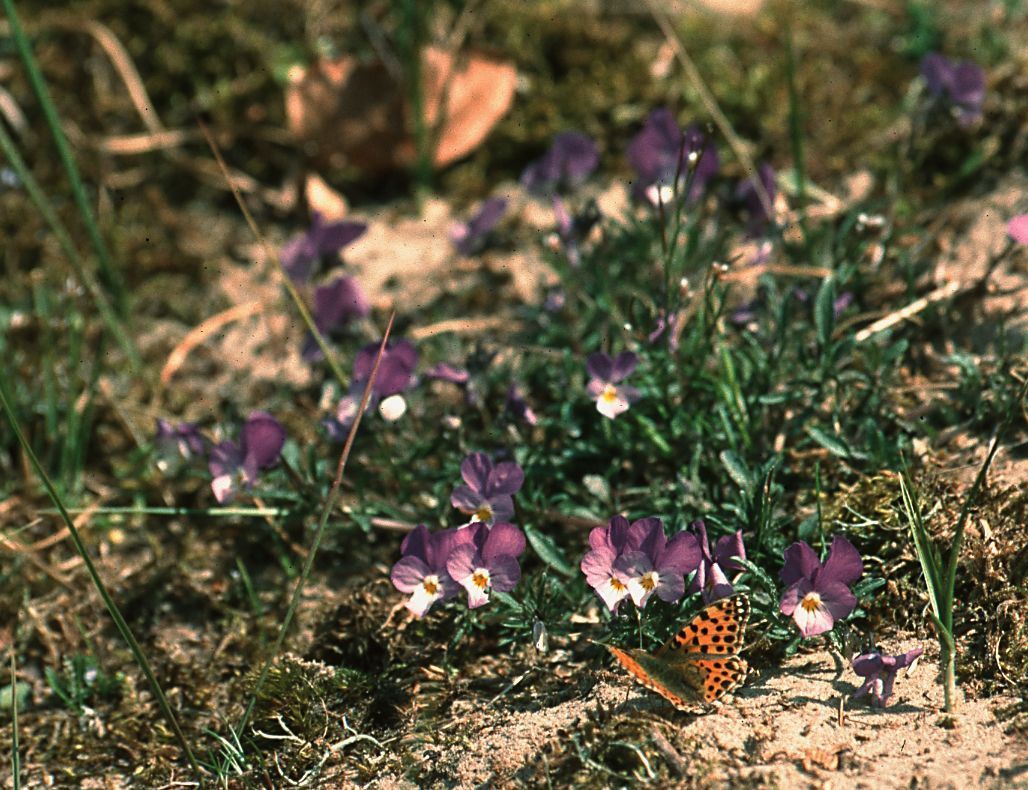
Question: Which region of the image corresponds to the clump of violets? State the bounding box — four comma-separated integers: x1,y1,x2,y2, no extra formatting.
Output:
153,419,206,475
280,212,367,283
450,452,524,526
852,647,924,708
580,516,700,611
1008,214,1028,245
328,339,419,436
690,520,746,603
450,197,507,256
391,525,466,617
627,108,718,206
208,412,286,504
779,536,863,637
586,351,641,419
521,131,599,196
446,522,527,609
920,53,986,127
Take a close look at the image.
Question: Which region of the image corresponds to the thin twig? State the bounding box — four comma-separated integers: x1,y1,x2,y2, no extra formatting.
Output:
854,281,960,342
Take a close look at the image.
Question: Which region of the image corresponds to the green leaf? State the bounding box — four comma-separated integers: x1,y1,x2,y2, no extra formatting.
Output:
524,525,576,577
634,414,673,456
807,425,852,459
814,275,836,348
719,450,752,491
735,557,778,598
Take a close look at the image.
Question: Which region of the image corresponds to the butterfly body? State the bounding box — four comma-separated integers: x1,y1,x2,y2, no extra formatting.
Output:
607,593,750,709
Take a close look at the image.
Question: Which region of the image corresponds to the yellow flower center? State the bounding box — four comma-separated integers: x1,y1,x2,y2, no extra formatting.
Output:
600,384,619,403
472,570,490,590
609,577,626,592
640,571,658,591
473,504,494,523
801,591,822,613
422,577,439,596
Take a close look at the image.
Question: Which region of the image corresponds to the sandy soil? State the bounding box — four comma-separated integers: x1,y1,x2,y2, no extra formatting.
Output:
373,640,1026,789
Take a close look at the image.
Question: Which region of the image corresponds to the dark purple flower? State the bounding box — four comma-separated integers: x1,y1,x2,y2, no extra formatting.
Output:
615,518,702,608
521,132,599,196
280,212,367,282
154,419,206,474
1008,214,1028,245
689,520,746,603
446,522,527,608
779,536,863,637
426,363,470,386
921,53,986,126
736,163,777,237
208,411,286,504
505,383,539,426
451,452,524,526
302,275,370,361
586,351,641,419
853,647,924,707
451,197,507,256
353,338,419,398
391,525,473,617
627,109,719,206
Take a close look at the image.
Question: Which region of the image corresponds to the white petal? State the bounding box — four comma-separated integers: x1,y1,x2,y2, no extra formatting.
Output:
378,394,408,421
596,394,630,420
406,583,442,617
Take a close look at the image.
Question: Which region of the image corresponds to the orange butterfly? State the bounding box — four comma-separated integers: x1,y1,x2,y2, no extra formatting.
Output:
607,593,750,709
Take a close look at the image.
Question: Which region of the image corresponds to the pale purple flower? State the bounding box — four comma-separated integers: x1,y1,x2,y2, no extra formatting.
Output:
1008,214,1028,245
586,351,641,419
208,412,286,504
921,53,986,126
426,362,470,386
580,515,633,611
446,522,527,608
736,163,777,237
451,452,524,525
779,536,863,637
581,516,700,611
505,383,539,426
325,339,419,437
521,132,599,196
154,419,206,474
451,197,507,256
302,275,370,360
280,212,366,282
391,525,468,617
853,647,924,707
627,108,719,206
615,518,701,608
690,520,746,603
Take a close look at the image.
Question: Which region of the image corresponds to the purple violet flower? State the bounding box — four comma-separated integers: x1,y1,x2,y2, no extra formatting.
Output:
302,274,370,361
779,536,863,637
208,411,286,504
521,132,599,196
154,419,206,474
391,525,471,617
689,520,746,603
446,522,527,608
627,108,719,206
451,197,507,256
280,212,367,282
736,163,778,237
615,518,702,608
505,383,539,426
580,515,633,611
1008,214,1028,245
327,339,419,436
450,452,524,526
921,53,986,126
586,351,641,420
852,647,924,707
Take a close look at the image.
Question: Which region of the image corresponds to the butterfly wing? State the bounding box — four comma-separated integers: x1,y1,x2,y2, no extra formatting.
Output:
607,646,748,708
656,593,750,657
607,645,704,710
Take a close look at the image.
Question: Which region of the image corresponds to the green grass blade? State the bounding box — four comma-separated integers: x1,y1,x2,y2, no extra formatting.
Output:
0,380,202,780
899,472,944,622
2,0,127,313
785,21,807,213
10,636,21,790
0,114,142,370
236,313,395,734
